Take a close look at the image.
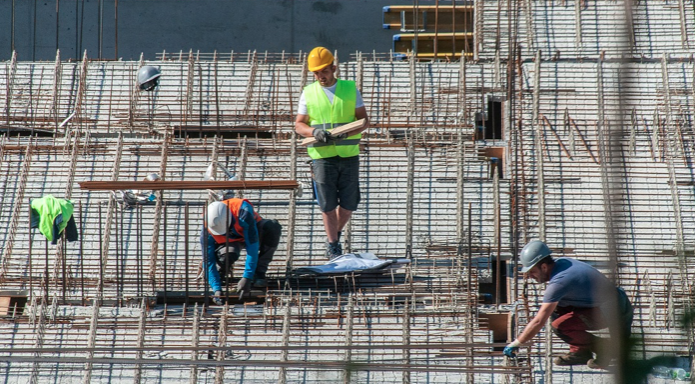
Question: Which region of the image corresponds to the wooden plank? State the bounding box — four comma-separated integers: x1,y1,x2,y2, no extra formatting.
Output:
394,32,474,41
0,294,27,317
385,5,474,12
393,33,475,56
300,118,367,146
0,297,11,316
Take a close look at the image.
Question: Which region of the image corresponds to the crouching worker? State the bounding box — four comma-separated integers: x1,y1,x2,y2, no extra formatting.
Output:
201,199,282,305
503,240,633,370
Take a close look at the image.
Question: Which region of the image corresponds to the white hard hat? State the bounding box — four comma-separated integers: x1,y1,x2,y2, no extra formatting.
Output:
519,240,552,273
207,202,230,235
144,173,160,182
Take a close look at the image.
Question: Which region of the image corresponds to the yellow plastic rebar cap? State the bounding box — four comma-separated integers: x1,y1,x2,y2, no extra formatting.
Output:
308,47,334,72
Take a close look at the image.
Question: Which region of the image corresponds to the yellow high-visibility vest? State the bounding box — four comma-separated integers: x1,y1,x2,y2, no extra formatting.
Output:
305,79,360,159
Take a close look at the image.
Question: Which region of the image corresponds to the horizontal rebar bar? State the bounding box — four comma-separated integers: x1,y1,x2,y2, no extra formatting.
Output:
78,180,299,191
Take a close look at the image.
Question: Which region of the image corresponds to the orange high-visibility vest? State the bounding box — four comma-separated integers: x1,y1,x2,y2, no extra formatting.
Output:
204,198,262,244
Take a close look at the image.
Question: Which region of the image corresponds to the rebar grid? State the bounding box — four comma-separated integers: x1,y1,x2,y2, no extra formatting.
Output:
1,1,695,382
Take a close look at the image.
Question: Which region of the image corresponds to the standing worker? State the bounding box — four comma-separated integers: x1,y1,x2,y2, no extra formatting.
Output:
295,46,369,259
503,240,633,369
202,199,282,304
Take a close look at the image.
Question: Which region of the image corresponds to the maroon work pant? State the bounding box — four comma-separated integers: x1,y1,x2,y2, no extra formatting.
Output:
550,306,606,353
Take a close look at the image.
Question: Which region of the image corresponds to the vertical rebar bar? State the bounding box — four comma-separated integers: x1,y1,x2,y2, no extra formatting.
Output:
532,50,545,241
28,202,33,301
189,303,199,384
81,299,99,384
79,201,84,306
405,133,415,259
44,236,48,302
215,304,228,383
544,317,553,384
278,302,291,384
202,205,209,307
121,204,126,306
163,202,167,302
28,297,45,384
467,202,474,383
342,294,354,384
574,0,582,48
0,144,32,281
402,298,411,384
5,51,16,126
137,205,142,297
236,138,248,199
133,298,146,384
61,235,66,303
285,131,297,275
98,134,123,291
98,203,103,298
185,203,190,305
409,52,416,115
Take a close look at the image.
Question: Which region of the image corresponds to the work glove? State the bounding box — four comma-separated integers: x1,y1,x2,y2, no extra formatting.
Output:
234,277,252,299
212,290,224,306
312,128,333,143
503,340,521,358
333,132,348,140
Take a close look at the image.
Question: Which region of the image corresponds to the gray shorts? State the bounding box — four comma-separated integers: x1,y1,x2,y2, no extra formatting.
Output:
312,156,360,212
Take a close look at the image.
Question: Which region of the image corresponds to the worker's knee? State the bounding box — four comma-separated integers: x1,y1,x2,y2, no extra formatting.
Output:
260,219,282,248
215,245,241,269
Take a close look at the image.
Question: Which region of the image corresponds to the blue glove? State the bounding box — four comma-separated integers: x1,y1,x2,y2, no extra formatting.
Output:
503,340,520,357
503,345,518,357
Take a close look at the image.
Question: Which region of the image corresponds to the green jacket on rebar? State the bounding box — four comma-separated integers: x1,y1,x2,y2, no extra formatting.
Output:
30,195,74,242
305,79,360,159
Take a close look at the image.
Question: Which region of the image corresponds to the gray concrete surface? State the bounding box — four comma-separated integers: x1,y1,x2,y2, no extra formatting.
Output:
0,0,409,61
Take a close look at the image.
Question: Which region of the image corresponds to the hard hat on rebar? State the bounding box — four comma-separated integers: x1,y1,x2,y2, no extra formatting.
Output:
137,65,161,91
519,240,552,273
307,47,334,72
207,201,230,236
144,173,161,182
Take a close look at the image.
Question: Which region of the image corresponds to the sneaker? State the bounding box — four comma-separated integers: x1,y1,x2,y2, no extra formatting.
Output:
587,357,609,370
553,350,592,366
326,241,343,259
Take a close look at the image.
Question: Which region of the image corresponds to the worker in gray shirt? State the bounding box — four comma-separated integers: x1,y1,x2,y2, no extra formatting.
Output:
503,240,633,370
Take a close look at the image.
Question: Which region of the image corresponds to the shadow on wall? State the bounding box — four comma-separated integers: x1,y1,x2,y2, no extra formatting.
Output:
0,0,394,61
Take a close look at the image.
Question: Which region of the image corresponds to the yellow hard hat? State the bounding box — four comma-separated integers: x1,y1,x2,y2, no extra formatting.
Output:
307,47,334,72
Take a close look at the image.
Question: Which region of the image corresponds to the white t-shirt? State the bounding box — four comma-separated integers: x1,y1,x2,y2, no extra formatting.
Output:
297,82,364,116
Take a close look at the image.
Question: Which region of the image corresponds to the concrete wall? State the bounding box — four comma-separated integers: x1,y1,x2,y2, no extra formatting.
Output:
0,0,414,61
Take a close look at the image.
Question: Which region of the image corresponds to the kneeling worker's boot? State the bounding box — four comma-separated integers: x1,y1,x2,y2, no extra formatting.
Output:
587,356,610,370
553,350,593,366
253,278,268,288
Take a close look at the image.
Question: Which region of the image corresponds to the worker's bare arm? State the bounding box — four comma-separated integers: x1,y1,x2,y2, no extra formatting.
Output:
295,114,314,137
352,106,369,135
516,302,558,344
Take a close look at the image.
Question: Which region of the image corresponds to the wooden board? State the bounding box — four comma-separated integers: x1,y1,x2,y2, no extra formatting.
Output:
300,118,367,146
0,294,28,316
